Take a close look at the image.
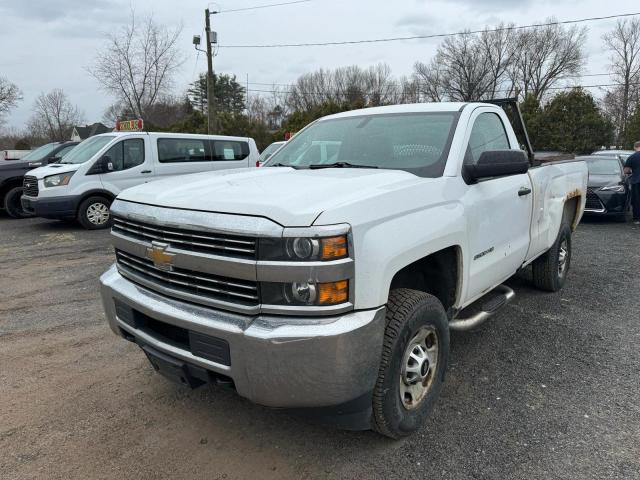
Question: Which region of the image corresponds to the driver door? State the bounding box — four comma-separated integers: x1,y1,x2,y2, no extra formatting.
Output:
462,110,533,301
99,137,152,194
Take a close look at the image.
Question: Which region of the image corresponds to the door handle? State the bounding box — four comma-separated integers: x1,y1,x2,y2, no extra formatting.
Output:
141,170,152,174
518,187,532,196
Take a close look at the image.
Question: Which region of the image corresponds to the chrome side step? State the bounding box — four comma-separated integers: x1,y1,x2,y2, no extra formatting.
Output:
449,284,515,331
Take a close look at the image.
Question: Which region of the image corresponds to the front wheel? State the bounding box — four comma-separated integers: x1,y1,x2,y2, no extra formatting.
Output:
77,196,112,230
4,187,34,219
372,289,449,439
531,224,572,292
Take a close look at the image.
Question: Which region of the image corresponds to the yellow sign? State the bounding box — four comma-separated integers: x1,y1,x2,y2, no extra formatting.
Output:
117,119,144,132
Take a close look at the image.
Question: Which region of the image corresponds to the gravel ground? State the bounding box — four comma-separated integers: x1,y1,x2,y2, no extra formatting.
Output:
1,214,639,480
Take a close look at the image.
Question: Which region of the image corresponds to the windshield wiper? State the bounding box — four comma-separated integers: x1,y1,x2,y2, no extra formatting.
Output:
308,162,378,169
269,162,299,169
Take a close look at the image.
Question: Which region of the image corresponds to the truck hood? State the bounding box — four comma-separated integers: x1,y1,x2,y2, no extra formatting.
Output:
117,167,423,226
27,163,80,179
0,158,44,171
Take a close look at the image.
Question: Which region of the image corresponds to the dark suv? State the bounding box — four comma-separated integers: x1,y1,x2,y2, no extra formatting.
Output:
0,141,78,218
581,155,631,221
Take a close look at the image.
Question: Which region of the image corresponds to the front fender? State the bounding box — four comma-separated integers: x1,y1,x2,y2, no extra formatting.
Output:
354,202,465,309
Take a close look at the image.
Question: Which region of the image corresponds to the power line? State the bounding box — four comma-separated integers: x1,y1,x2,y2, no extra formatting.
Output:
245,81,640,97
219,12,640,48
215,0,312,14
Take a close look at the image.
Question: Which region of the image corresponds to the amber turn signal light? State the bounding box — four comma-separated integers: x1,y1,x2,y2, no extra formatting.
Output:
320,235,348,260
318,280,349,305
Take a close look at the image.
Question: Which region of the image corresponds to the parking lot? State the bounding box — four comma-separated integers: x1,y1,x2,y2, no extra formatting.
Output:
0,214,639,480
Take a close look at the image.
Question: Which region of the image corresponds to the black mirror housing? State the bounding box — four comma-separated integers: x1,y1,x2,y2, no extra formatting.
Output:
87,155,114,175
463,150,529,183
99,155,114,172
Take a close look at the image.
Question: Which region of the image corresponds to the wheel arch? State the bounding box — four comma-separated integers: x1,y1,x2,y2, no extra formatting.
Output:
388,245,463,318
75,189,116,215
563,195,581,231
0,177,25,209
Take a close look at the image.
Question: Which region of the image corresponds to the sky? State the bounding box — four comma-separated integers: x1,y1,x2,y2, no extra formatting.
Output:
0,0,636,131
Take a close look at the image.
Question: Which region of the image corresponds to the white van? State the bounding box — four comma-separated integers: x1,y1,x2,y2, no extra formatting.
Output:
21,132,258,229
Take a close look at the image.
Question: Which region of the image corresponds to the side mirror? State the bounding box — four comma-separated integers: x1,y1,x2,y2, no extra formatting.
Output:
462,150,529,184
88,155,114,175
47,155,61,164
100,155,114,172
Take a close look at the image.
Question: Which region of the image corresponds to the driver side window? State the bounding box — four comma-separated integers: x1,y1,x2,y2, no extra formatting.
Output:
104,139,145,171
464,113,510,165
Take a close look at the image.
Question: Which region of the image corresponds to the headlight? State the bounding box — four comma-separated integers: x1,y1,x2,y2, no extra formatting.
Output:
44,172,75,188
261,280,349,306
599,184,625,192
258,235,348,261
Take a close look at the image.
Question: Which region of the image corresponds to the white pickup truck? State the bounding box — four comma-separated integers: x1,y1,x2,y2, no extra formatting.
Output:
100,100,587,438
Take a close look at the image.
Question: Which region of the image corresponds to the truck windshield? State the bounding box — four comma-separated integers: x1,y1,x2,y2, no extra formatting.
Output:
265,112,459,177
21,143,57,161
59,136,115,164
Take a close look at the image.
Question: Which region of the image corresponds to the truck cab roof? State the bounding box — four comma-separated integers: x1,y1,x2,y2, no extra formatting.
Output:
320,102,479,122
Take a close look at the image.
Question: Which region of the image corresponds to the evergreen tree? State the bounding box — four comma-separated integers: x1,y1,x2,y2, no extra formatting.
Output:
187,73,246,115
624,106,640,147
537,88,613,153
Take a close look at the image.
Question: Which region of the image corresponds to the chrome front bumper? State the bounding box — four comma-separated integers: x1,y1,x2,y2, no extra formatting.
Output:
100,264,385,409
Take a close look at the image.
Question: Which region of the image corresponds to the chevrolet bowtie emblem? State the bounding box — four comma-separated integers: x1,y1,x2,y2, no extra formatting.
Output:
145,241,175,271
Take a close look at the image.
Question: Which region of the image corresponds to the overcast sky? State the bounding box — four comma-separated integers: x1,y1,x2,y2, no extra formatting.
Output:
0,0,636,130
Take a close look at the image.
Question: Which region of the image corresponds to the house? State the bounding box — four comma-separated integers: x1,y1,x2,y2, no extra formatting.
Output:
70,123,112,142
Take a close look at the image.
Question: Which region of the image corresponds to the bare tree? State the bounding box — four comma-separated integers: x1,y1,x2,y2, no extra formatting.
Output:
0,77,22,125
511,22,586,100
602,18,640,143
413,21,585,103
413,60,447,102
394,76,420,104
478,24,519,98
363,64,398,106
425,33,495,101
284,63,403,112
413,27,516,102
248,88,288,129
89,12,184,118
28,89,83,141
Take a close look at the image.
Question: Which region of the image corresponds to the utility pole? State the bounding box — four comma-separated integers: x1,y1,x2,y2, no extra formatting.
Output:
205,8,217,134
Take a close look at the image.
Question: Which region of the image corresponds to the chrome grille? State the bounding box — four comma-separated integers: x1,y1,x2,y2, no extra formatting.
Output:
115,249,259,306
112,216,256,259
23,176,39,197
585,188,604,211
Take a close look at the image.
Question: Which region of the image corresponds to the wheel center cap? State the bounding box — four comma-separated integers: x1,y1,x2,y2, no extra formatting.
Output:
420,359,429,377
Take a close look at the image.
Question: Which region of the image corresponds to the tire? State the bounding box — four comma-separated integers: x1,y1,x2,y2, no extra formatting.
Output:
531,223,572,292
4,187,34,219
77,196,112,230
372,288,449,439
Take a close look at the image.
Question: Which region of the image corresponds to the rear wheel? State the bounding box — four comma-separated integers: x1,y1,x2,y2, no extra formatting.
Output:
531,224,572,292
77,196,112,229
372,289,449,439
4,187,34,219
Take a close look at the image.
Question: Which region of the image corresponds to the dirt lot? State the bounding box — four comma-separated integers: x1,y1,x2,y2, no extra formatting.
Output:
1,214,639,480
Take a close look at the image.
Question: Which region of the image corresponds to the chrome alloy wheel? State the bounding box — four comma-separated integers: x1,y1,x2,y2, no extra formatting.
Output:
558,239,569,276
86,202,110,225
400,327,439,410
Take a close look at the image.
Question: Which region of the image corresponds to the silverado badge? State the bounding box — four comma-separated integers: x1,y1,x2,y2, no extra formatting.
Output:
145,242,175,271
